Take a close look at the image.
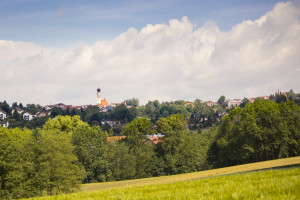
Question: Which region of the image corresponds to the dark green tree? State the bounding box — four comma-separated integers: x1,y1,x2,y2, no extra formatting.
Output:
217,95,226,106
112,104,129,123
124,98,139,107
72,125,109,183
0,100,10,114
34,129,85,195
207,99,300,168
0,128,36,199
122,118,156,178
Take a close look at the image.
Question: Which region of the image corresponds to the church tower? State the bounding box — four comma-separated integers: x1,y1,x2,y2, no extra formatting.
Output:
97,87,101,105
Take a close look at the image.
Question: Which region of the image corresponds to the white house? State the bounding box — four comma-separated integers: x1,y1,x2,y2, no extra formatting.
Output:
0,121,9,127
0,109,7,120
228,99,242,108
23,112,34,121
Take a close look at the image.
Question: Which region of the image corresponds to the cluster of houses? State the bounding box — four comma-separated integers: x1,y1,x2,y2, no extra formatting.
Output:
202,96,271,108
0,87,276,128
0,109,9,127
0,107,50,127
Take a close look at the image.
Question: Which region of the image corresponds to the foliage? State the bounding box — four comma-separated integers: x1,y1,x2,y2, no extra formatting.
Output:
106,143,136,181
121,118,156,179
217,95,226,107
33,130,85,196
124,98,139,107
0,100,11,114
43,115,87,133
72,126,109,183
207,99,300,168
156,114,210,175
0,127,36,199
0,127,84,199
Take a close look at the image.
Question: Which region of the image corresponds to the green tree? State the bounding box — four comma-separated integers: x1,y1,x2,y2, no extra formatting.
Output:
0,100,10,114
50,107,63,118
19,103,24,109
124,98,139,107
43,115,87,134
106,143,136,181
72,125,109,183
12,102,18,108
112,104,129,123
122,118,155,178
156,114,195,174
0,127,36,199
218,95,226,106
12,108,20,120
207,99,300,168
240,97,250,108
34,129,85,195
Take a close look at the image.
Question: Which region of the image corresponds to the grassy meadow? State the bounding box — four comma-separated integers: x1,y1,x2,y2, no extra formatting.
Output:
23,157,300,200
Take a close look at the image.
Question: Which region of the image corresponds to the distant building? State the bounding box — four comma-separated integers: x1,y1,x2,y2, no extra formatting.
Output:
23,112,34,121
205,100,217,107
228,99,242,108
56,103,71,110
0,121,9,127
36,111,47,118
96,87,122,112
0,109,7,120
111,103,122,107
101,120,118,127
277,90,287,97
258,96,270,100
185,102,194,107
44,105,55,110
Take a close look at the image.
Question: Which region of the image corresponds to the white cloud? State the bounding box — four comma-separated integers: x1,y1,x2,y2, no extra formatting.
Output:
1,1,300,106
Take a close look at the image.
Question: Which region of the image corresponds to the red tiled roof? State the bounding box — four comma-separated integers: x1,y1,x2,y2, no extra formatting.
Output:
107,136,126,142
100,98,109,106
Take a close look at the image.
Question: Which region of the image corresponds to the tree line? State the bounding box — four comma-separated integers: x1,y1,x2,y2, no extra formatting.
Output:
2,89,299,133
207,99,300,168
0,114,218,199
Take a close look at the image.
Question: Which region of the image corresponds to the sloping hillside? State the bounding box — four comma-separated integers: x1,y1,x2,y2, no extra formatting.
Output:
81,156,300,192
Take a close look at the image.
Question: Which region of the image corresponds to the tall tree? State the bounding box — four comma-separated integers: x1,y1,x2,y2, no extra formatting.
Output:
156,114,195,175
217,95,226,106
0,101,10,114
122,118,155,178
0,127,36,199
34,129,85,195
72,125,109,183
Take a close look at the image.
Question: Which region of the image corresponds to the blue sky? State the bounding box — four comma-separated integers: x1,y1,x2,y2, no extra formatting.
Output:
0,0,284,47
0,0,299,105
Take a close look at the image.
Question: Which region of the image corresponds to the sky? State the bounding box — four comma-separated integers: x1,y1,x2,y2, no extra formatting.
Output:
0,0,300,106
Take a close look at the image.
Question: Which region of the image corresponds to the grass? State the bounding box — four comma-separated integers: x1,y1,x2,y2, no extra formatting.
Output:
23,156,300,200
81,156,300,192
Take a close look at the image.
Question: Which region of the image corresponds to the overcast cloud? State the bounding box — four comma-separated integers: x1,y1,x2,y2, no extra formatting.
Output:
0,1,299,106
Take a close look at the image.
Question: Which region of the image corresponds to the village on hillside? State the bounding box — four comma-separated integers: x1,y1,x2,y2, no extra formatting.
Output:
0,88,296,131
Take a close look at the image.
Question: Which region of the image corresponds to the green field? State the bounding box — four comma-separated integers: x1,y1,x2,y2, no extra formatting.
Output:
24,157,300,200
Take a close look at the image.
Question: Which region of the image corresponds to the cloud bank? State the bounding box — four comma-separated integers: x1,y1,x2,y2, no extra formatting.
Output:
0,1,299,106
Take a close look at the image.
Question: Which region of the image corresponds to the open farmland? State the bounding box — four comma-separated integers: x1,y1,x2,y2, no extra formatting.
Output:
24,157,300,200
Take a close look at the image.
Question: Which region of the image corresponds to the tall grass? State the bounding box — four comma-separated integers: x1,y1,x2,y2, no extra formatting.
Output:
81,156,300,192
24,167,299,200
